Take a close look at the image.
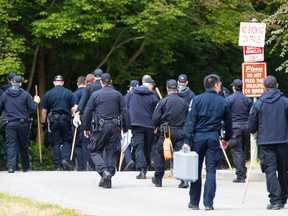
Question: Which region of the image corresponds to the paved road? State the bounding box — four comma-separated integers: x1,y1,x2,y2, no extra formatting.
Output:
0,169,286,216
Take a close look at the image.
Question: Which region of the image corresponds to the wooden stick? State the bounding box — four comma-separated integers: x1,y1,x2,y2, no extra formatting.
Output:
35,85,42,162
70,127,77,161
155,87,163,99
242,143,257,204
118,130,125,171
220,141,233,171
118,152,125,171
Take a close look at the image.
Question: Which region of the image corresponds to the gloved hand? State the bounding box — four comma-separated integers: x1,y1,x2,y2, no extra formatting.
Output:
41,122,47,131
73,112,81,128
34,95,40,103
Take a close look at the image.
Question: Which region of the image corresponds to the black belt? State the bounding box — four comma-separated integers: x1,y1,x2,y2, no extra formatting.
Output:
101,119,118,124
3,118,30,123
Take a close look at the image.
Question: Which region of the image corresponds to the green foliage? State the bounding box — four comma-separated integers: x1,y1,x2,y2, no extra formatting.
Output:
0,1,27,77
263,3,288,72
29,141,54,170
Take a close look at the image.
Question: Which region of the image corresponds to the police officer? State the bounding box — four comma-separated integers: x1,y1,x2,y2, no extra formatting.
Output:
183,74,232,210
247,76,288,210
83,73,130,188
0,72,20,168
226,79,252,183
177,74,196,104
40,75,75,171
72,76,89,171
0,76,40,173
126,77,159,179
151,79,189,187
122,80,140,171
73,68,103,126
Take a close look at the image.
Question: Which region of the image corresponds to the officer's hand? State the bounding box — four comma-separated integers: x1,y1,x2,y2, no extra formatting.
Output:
73,112,81,128
41,122,47,131
34,95,40,104
220,139,228,150
84,130,90,138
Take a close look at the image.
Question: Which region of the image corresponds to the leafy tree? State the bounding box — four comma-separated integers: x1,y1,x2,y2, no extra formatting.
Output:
263,2,288,73
0,0,27,81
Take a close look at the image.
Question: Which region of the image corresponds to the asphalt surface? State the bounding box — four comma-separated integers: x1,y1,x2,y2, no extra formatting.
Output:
0,168,286,216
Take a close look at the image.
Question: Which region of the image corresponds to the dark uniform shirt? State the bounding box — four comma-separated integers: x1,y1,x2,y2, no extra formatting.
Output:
126,86,159,129
247,89,288,145
73,87,85,105
184,90,233,143
41,85,74,115
178,86,196,104
83,86,129,131
226,91,252,123
152,93,188,127
77,81,102,114
0,86,38,120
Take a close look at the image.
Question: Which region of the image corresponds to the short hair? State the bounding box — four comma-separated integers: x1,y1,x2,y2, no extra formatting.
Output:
77,76,86,85
203,74,221,90
142,74,151,83
85,73,95,84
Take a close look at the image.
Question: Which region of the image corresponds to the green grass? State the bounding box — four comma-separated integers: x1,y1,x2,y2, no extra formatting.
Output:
0,193,90,216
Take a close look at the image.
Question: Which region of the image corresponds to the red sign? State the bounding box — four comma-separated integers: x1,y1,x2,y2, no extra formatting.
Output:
243,46,264,62
242,62,267,97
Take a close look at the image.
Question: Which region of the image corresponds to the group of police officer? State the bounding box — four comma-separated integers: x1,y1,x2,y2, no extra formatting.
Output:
1,70,287,210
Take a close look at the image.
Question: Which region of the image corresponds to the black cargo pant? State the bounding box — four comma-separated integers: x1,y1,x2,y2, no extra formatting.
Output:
131,126,154,170
48,115,72,169
153,128,184,179
259,144,288,205
88,123,121,176
5,120,30,170
229,122,250,180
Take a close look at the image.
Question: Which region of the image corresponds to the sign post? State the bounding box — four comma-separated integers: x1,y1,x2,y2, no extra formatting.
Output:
239,19,267,165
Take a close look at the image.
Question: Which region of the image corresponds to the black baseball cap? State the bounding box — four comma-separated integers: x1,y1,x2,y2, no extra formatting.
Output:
166,79,177,89
231,79,242,88
54,75,64,81
93,68,103,78
8,72,17,81
11,76,22,84
264,75,277,88
143,77,155,85
178,74,188,83
128,80,139,87
101,73,112,83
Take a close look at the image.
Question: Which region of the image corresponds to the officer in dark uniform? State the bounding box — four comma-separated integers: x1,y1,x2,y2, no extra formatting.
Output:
122,80,140,171
83,73,130,188
40,75,75,171
248,76,288,210
74,68,103,123
151,79,189,187
183,74,232,210
226,79,252,183
126,77,159,179
72,76,89,171
0,72,19,168
177,74,196,104
0,76,40,173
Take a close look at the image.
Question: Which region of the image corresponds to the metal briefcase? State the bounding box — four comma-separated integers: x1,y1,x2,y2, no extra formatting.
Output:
173,150,199,182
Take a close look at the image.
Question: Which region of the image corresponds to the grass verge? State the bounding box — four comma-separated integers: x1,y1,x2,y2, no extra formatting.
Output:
0,193,90,216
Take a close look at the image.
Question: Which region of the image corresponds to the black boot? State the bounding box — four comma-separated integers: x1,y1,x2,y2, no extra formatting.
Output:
152,177,162,187
104,179,112,189
99,170,112,187
178,180,189,188
136,168,147,179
